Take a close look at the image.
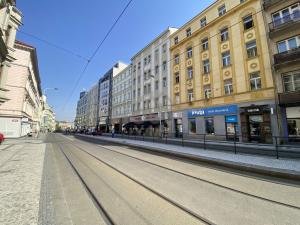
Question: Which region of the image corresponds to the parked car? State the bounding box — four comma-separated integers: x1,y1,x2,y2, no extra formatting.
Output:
0,132,5,144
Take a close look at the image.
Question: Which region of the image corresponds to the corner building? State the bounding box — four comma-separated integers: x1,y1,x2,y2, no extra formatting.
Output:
170,0,277,143
262,0,300,140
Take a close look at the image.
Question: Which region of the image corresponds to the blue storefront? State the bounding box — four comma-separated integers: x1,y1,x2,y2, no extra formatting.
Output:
186,105,239,138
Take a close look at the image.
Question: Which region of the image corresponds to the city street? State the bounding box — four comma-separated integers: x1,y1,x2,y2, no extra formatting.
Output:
39,133,300,225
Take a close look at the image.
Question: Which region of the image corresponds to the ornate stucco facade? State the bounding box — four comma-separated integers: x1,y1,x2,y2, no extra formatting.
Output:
170,0,278,143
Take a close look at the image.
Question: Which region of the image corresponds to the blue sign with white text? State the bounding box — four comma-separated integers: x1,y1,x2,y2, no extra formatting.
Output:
188,105,238,118
225,115,238,123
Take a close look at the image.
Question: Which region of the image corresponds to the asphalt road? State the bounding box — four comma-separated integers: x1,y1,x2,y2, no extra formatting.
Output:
44,133,300,225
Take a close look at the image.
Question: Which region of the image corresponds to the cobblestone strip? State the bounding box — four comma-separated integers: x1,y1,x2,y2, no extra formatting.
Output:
0,142,45,225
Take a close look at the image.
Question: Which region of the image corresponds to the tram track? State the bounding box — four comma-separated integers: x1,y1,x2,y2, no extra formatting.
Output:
55,135,213,225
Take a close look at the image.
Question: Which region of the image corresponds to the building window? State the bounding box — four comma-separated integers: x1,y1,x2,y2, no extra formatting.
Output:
144,57,147,65
246,40,257,58
147,84,151,93
204,85,212,99
187,67,193,79
222,51,231,67
175,72,180,84
143,101,147,110
155,65,159,75
133,65,136,72
163,96,167,106
250,72,262,90
155,98,159,108
283,71,300,92
162,44,167,53
186,27,192,37
143,85,147,94
202,37,209,51
163,77,167,87
138,88,141,96
243,14,254,30
189,118,196,134
138,76,141,83
138,62,141,69
218,4,226,16
174,36,179,45
155,80,159,90
240,0,246,3
203,59,210,74
175,54,180,64
272,3,300,28
144,72,147,80
133,90,136,98
220,27,229,42
277,35,300,53
147,100,151,109
205,117,215,134
148,55,151,63
188,89,194,102
162,61,167,71
175,93,180,104
200,17,207,27
224,79,233,95
187,47,193,58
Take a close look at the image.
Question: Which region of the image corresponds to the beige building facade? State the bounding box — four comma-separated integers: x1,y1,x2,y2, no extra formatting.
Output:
0,41,42,137
262,0,300,139
170,0,278,143
0,0,22,104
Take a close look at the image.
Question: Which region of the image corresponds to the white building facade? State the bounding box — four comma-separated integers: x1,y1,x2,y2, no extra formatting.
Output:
98,62,127,132
130,28,177,136
111,65,132,133
86,84,99,130
75,91,88,129
0,40,43,138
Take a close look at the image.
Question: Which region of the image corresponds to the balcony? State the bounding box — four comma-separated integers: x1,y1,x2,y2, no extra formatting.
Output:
269,12,300,37
274,47,300,69
263,0,282,9
278,91,300,106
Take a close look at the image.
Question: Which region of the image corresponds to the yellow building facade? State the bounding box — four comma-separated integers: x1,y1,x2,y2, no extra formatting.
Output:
170,0,278,143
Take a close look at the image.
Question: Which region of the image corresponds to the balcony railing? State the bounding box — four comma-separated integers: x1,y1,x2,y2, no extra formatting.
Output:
274,47,300,67
269,11,300,32
263,0,282,9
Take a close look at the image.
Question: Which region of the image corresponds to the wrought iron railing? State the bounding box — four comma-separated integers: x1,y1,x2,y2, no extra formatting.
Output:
269,11,300,31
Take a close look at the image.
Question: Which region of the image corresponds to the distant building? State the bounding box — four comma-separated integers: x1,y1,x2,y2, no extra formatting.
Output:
41,96,56,132
0,40,43,138
111,65,132,133
86,84,99,129
75,91,88,129
0,0,22,104
56,121,74,131
98,61,127,132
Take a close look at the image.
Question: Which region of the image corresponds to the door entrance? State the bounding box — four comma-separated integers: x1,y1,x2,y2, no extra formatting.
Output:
174,119,183,138
248,115,263,142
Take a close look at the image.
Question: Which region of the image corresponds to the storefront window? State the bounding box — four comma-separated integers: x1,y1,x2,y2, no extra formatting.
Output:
288,119,300,136
188,118,196,134
205,117,214,134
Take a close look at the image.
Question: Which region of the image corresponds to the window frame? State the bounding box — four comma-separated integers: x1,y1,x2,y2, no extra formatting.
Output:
222,51,231,67
220,27,229,42
246,40,258,58
218,4,226,16
187,67,193,80
243,14,254,30
282,71,300,92
203,59,210,74
250,72,262,90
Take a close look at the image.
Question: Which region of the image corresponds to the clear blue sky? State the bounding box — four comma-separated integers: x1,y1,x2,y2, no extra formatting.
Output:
17,0,215,121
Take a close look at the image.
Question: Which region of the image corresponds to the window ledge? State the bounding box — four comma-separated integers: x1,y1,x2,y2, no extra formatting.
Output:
222,64,232,69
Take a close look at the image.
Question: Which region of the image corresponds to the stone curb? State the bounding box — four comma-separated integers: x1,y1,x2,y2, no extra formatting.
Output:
75,135,300,181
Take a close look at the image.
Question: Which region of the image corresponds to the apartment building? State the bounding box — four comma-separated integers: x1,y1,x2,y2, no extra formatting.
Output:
0,40,42,137
41,96,56,132
86,84,99,130
111,65,132,133
98,61,127,132
262,0,300,139
0,0,22,104
170,0,277,143
130,27,177,136
75,91,88,129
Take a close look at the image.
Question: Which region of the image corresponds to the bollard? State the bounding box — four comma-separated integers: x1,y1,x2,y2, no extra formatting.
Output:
234,134,237,154
204,134,206,150
275,137,279,159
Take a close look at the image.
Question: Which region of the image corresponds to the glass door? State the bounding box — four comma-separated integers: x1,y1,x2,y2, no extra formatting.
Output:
248,115,263,142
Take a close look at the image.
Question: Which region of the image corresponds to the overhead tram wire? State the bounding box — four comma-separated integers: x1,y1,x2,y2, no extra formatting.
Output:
18,30,90,62
60,0,134,113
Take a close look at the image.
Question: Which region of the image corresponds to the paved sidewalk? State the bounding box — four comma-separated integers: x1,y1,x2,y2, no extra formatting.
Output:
75,134,300,179
0,139,46,225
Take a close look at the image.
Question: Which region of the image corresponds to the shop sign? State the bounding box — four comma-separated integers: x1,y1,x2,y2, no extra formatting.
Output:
130,114,159,122
225,115,238,123
173,112,183,118
246,108,261,113
188,105,238,118
12,119,19,122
